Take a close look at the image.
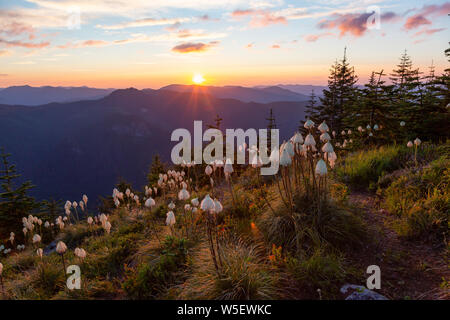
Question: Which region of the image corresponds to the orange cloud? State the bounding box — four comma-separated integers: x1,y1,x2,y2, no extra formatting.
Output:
0,38,49,48
57,40,109,49
97,17,192,30
0,50,11,57
171,41,219,53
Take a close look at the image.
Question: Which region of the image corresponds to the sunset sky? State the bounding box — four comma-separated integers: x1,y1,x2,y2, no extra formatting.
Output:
0,0,449,88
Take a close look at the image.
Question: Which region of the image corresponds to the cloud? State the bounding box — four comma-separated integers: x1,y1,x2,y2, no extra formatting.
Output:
97,17,192,30
404,15,431,30
0,73,8,76
171,41,219,53
0,50,12,57
24,0,279,19
57,40,108,49
0,21,35,38
404,3,450,30
414,28,446,37
0,38,50,48
317,11,398,37
12,61,35,65
231,9,287,27
271,44,280,48
304,32,334,42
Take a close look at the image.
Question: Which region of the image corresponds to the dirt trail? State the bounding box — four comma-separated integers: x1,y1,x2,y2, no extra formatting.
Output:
349,192,449,300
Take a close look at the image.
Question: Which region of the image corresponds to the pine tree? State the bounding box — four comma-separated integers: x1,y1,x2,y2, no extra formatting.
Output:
39,198,63,221
147,154,166,185
345,70,392,145
300,90,319,134
207,114,223,131
0,148,37,236
318,48,358,134
389,50,422,140
266,108,277,152
421,47,450,141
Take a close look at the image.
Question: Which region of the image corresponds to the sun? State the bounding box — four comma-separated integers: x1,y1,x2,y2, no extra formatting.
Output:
192,73,205,85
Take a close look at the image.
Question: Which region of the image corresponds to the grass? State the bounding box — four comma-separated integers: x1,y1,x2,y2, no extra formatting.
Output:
335,145,409,190
122,236,190,299
179,238,282,300
383,155,449,243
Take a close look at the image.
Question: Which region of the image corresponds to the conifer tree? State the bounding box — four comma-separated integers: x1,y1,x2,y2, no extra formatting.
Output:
300,90,319,134
147,154,166,185
266,108,277,152
0,148,37,236
389,50,422,140
319,48,358,134
207,114,223,131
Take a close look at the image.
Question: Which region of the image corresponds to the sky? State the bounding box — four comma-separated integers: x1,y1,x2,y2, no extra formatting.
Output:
0,0,449,88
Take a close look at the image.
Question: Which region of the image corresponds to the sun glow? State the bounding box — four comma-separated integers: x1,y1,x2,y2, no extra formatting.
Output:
192,73,205,85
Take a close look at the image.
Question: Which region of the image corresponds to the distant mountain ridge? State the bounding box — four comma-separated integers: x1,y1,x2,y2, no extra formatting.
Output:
0,88,307,201
154,84,309,103
0,85,115,106
254,84,328,96
0,84,310,106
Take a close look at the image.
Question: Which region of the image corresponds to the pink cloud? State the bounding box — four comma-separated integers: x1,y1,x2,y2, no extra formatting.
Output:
317,11,398,37
405,3,450,30
404,15,431,30
231,9,287,28
0,22,34,38
304,32,334,42
414,28,445,36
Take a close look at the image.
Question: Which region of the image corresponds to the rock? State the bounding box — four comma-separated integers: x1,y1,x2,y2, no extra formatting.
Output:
43,240,57,255
340,284,388,300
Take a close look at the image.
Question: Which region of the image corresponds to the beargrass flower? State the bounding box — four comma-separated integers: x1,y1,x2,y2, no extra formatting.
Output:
315,159,328,176
36,248,43,259
166,211,176,226
200,194,215,212
32,234,41,244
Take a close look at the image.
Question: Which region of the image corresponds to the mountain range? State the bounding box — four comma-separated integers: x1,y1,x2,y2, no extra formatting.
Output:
0,85,115,106
0,84,314,106
0,87,307,202
254,84,327,96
